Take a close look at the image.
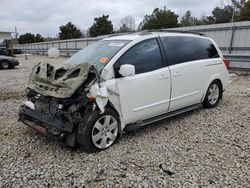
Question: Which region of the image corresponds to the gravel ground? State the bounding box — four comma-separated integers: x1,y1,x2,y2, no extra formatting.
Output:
0,55,250,187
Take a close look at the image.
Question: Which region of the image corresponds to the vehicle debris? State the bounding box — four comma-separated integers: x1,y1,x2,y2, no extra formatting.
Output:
159,164,175,176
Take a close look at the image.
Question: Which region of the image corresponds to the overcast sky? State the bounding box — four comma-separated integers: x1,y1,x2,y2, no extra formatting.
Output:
0,0,231,37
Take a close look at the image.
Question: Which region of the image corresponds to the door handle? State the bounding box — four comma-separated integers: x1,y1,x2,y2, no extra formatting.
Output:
172,71,181,77
158,74,169,80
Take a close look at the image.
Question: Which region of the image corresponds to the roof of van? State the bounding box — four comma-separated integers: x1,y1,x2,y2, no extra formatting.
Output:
103,34,142,41
103,31,206,41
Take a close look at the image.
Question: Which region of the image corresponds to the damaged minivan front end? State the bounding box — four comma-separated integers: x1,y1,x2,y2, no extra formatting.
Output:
19,62,100,147
19,39,131,151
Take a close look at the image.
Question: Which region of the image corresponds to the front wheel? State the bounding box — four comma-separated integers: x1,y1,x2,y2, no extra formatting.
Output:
77,107,120,153
0,61,10,69
203,80,222,108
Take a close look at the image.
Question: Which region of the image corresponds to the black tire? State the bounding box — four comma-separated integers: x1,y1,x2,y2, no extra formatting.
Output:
77,107,120,153
0,61,10,69
203,80,222,108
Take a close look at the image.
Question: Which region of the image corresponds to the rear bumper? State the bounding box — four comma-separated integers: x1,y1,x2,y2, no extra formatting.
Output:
18,104,76,147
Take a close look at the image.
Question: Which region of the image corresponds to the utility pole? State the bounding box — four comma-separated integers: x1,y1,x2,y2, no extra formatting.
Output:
224,0,236,22
15,26,18,39
231,0,236,23
232,5,236,22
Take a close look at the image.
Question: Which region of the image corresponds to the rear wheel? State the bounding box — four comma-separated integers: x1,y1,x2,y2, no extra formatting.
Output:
203,80,222,108
0,61,10,69
77,107,120,153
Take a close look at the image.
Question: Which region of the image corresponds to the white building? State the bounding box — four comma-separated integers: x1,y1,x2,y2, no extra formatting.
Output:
0,31,12,47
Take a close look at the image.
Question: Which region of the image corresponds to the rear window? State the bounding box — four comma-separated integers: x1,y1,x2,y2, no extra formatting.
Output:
161,36,220,66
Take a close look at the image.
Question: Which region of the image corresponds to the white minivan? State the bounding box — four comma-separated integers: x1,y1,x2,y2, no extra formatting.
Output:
19,31,229,152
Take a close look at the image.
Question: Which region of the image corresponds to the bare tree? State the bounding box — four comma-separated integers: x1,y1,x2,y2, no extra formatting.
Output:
120,16,136,32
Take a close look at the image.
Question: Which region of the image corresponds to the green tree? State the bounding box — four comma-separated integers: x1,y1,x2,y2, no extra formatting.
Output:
180,10,200,26
232,0,245,10
59,22,82,40
139,7,179,30
212,6,234,23
18,33,44,44
89,15,114,37
35,34,44,42
237,0,250,21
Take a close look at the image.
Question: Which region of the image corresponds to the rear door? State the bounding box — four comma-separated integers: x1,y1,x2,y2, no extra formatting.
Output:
160,35,221,111
114,38,171,125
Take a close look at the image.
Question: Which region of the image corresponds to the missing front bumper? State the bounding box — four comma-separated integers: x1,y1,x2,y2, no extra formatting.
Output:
18,104,77,147
19,104,74,132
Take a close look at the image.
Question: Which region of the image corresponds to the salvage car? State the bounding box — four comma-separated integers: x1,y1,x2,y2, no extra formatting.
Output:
0,55,19,69
13,48,22,54
0,48,7,56
19,31,229,152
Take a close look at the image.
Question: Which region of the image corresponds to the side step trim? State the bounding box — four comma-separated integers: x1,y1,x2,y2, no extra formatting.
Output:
124,103,203,132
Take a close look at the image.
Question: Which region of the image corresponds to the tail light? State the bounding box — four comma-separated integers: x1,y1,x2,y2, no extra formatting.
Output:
223,58,229,70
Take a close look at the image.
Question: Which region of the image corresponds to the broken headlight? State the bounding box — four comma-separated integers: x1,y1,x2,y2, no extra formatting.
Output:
57,104,64,110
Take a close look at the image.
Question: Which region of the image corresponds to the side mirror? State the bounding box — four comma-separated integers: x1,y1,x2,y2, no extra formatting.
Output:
119,64,135,77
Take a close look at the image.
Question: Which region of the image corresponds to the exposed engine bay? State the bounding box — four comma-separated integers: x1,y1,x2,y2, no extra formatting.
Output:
19,62,103,147
28,62,94,98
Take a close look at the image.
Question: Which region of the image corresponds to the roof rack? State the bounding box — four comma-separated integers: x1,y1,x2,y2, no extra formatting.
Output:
140,29,205,36
103,32,135,38
96,29,205,38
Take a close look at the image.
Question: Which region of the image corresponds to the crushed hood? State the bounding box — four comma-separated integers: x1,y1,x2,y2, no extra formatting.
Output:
28,62,93,98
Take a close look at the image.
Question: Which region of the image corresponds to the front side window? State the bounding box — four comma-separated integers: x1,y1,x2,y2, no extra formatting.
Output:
114,38,163,77
161,36,220,66
65,40,130,73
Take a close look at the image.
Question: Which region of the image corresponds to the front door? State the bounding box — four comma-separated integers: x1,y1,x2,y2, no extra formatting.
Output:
114,38,171,125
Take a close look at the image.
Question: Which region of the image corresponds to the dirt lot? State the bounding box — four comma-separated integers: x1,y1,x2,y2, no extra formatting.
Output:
0,55,250,187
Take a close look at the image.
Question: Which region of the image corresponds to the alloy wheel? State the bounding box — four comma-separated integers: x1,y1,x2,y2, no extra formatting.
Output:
208,83,220,105
91,115,118,149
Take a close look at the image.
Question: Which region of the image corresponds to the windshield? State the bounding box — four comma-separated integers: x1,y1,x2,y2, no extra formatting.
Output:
65,40,131,72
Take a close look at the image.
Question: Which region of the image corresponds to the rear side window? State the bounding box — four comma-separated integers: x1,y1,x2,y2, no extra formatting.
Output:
114,38,163,76
161,36,220,66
